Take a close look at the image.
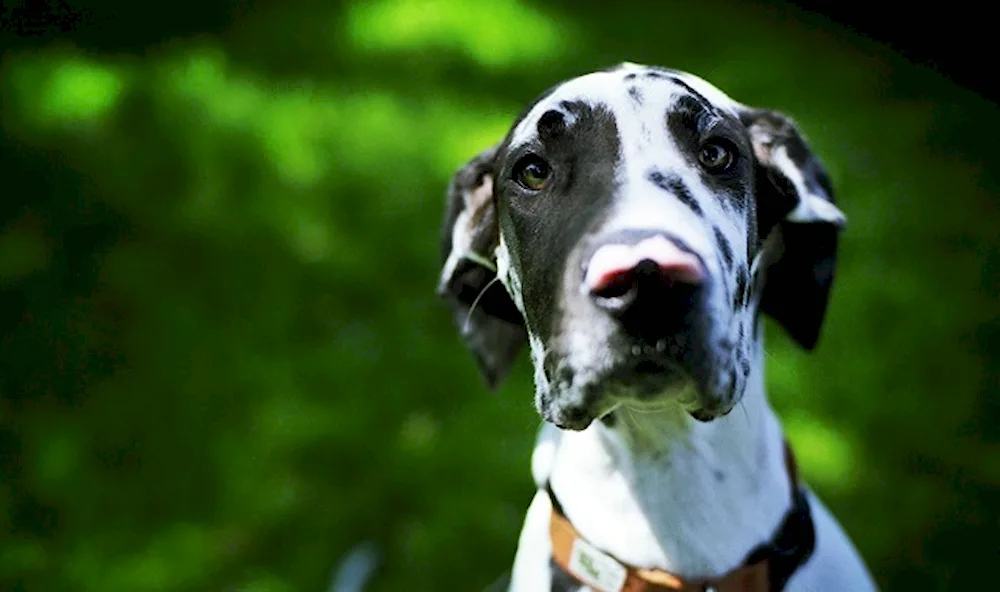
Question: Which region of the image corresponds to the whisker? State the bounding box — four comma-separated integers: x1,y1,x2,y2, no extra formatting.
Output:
463,275,502,333
739,399,751,427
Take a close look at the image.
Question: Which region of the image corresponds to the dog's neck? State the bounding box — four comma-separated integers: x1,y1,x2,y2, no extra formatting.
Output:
538,346,794,578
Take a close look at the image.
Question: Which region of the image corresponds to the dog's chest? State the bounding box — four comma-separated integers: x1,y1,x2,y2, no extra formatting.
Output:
535,414,795,577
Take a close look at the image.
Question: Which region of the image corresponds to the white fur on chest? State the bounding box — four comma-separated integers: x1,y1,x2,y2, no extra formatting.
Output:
547,397,791,577
508,386,878,591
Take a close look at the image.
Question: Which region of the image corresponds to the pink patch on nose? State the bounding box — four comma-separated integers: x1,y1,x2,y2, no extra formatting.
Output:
585,235,704,295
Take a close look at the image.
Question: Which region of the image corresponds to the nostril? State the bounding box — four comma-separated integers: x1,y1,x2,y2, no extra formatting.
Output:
591,269,638,300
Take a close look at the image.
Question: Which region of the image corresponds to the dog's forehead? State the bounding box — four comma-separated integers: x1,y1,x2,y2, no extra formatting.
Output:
509,64,742,147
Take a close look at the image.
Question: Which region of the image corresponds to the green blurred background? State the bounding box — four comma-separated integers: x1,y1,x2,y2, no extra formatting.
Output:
1,0,997,590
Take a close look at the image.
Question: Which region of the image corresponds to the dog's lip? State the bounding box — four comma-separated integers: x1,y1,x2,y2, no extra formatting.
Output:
617,347,688,376
546,406,597,431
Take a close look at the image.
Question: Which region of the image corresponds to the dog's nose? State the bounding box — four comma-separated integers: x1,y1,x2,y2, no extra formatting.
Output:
585,234,704,319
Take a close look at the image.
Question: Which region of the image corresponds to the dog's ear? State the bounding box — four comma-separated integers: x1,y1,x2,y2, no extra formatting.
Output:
740,108,846,350
438,146,526,388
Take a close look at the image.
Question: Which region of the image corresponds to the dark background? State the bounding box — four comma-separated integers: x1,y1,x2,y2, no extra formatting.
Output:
2,1,998,590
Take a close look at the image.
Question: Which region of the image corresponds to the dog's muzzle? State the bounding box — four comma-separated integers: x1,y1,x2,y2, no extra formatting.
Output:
583,230,706,338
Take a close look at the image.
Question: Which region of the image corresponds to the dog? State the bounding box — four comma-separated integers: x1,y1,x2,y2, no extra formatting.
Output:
438,63,876,591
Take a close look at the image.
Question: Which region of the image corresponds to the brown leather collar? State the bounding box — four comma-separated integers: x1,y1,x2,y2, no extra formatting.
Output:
548,441,813,592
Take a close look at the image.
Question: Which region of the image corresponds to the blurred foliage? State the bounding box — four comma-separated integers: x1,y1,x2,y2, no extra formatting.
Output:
1,0,997,590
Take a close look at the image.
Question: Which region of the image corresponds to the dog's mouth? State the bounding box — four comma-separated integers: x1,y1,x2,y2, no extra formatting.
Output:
608,354,690,397
544,350,696,430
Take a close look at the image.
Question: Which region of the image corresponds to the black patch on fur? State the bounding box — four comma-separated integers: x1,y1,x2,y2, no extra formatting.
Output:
714,226,734,269
628,85,643,105
538,109,567,140
714,470,726,483
648,170,703,216
665,95,753,210
734,267,748,308
645,69,667,79
495,101,622,344
600,411,617,427
755,167,799,234
667,76,715,113
624,72,637,80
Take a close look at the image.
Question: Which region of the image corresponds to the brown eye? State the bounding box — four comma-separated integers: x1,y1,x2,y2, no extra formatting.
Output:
513,155,552,191
698,141,735,172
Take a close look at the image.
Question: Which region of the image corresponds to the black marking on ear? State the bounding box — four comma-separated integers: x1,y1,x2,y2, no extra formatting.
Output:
628,86,643,105
714,226,734,269
740,357,751,378
648,171,703,216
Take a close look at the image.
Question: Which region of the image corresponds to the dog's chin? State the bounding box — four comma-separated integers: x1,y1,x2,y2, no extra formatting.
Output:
539,361,699,431
685,383,743,422
540,358,743,429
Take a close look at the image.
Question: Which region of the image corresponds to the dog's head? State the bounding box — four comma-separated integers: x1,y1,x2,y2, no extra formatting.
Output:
438,63,845,430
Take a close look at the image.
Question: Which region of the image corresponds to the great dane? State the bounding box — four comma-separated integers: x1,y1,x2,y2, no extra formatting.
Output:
438,63,876,591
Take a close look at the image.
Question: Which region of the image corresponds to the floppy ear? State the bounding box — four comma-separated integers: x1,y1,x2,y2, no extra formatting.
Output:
438,146,526,388
741,108,847,350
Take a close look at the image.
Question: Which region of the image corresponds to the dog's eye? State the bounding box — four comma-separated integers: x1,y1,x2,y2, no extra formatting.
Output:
698,141,735,172
513,155,552,191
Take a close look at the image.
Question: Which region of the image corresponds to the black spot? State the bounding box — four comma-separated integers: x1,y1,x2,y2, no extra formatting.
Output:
648,170,703,216
628,86,643,104
645,70,667,79
624,72,637,80
555,365,574,388
538,109,566,140
560,100,581,112
714,470,726,483
600,411,617,427
740,357,751,377
714,226,734,269
734,267,748,307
